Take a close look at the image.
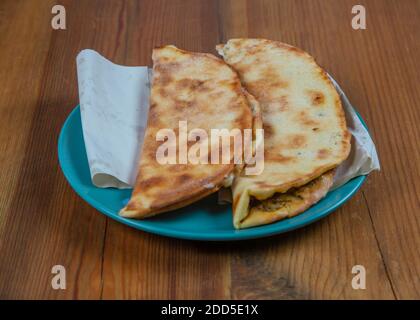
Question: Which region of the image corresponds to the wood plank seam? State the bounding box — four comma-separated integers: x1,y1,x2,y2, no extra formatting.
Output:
216,0,225,44
99,0,130,300
99,218,108,300
362,190,397,299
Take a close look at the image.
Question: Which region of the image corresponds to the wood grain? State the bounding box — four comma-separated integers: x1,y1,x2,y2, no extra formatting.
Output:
0,0,419,299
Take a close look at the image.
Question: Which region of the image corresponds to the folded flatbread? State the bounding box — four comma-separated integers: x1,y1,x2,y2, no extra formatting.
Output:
120,45,253,218
217,39,351,229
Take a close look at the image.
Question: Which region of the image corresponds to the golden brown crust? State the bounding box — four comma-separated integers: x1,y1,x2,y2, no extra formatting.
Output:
238,170,335,229
120,45,253,219
217,39,351,228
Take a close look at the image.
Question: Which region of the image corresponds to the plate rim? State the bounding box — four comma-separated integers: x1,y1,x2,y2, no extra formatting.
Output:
58,105,367,241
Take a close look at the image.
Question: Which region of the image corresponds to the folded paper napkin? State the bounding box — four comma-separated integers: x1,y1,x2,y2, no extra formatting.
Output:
76,50,380,192
77,49,150,188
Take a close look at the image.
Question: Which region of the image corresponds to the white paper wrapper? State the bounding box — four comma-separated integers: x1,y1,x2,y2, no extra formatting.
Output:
76,50,380,194
77,49,150,188
328,75,380,190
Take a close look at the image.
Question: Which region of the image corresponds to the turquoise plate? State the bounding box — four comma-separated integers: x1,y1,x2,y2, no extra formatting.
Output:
58,106,366,241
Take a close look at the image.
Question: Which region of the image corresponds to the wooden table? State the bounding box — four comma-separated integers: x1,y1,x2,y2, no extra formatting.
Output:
0,0,419,300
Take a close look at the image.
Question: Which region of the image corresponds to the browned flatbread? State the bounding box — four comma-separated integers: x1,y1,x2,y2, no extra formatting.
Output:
217,39,351,228
119,45,253,218
239,169,335,228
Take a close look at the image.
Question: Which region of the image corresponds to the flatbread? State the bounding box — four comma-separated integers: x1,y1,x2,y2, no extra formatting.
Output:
120,45,253,218
217,39,351,228
239,169,335,229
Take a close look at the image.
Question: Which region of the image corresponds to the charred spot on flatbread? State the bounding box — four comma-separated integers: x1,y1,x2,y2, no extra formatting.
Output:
307,90,325,106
